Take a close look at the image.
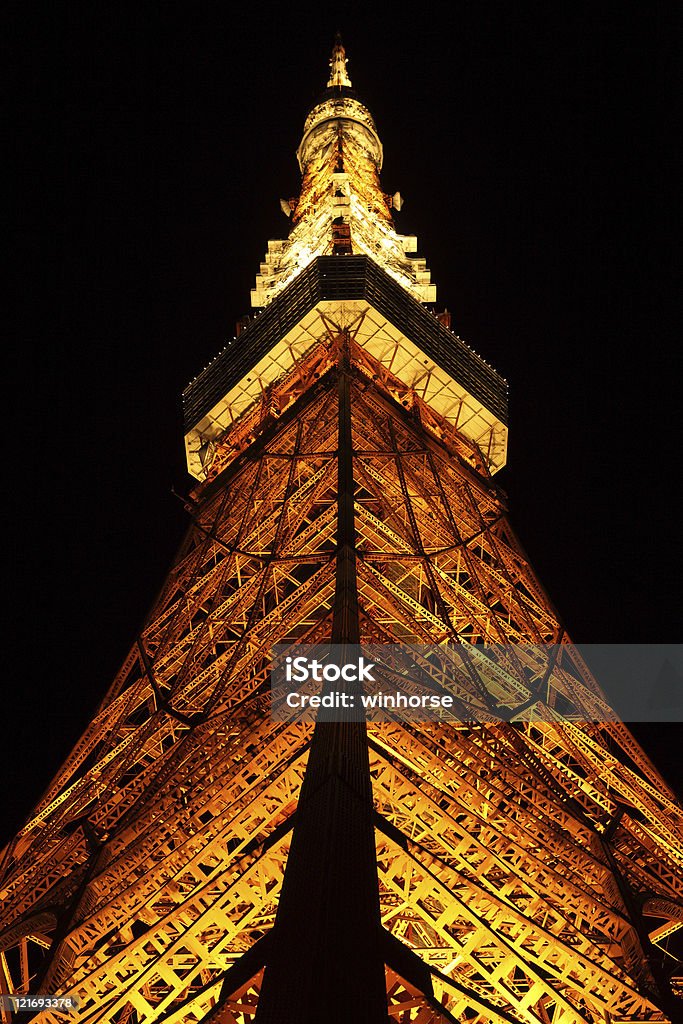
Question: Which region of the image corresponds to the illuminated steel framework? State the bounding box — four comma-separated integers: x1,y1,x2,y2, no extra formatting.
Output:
1,37,682,1024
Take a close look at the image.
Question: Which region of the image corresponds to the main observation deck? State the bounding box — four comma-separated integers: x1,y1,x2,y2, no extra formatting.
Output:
183,256,508,480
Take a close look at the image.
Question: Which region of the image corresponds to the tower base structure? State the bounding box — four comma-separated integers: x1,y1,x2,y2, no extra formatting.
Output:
1,313,681,1021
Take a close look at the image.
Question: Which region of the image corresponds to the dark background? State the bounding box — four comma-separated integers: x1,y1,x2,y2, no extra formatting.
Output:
4,3,681,843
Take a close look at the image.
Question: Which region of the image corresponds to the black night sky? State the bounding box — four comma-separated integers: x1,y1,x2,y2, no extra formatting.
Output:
4,4,681,843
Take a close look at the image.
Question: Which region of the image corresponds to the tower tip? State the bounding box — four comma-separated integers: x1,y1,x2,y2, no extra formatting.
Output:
327,33,352,89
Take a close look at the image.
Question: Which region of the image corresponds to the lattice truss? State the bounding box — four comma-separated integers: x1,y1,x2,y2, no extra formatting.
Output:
1,330,682,1023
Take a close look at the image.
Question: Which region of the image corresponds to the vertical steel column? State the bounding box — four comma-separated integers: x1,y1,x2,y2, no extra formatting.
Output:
254,347,387,1022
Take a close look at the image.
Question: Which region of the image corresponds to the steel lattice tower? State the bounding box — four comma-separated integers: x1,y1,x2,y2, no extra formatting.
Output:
1,38,682,1024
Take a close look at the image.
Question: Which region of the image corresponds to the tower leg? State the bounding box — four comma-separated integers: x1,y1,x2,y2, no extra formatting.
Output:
253,359,388,1021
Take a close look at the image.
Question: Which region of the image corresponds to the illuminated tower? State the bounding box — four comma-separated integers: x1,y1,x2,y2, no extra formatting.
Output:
1,38,681,1024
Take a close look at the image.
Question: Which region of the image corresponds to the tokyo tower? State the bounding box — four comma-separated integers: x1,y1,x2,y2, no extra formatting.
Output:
1,37,681,1024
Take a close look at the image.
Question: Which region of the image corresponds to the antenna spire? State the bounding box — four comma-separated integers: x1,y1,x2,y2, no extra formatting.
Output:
327,32,352,88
